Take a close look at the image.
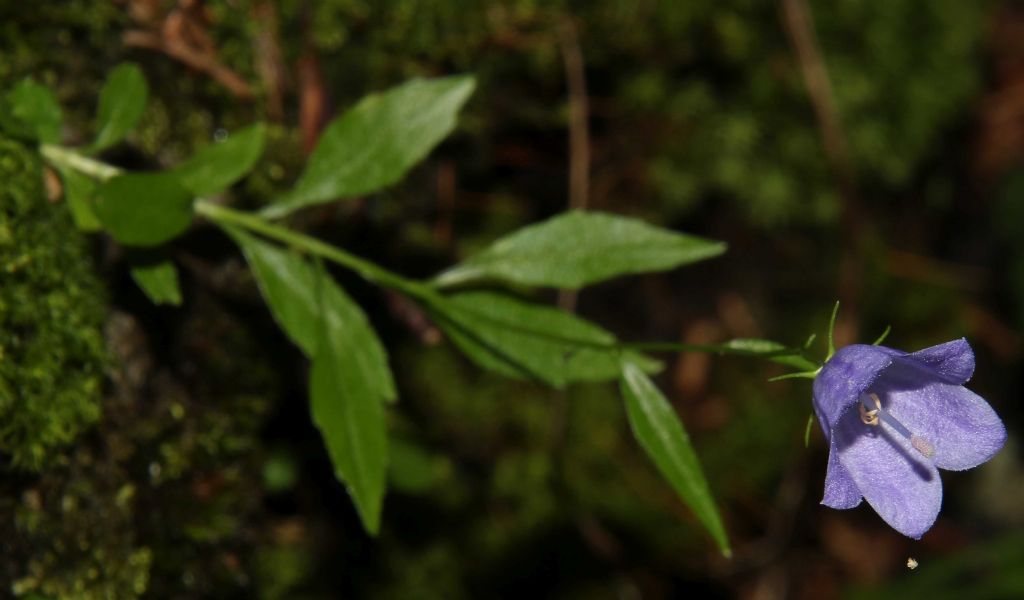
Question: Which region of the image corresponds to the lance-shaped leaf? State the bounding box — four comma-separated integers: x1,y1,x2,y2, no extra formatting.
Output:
56,165,102,231
620,359,731,557
95,172,193,246
130,258,182,306
435,210,726,289
224,226,396,402
90,63,148,152
714,338,818,371
0,79,62,144
263,76,475,218
429,290,660,388
174,123,267,196
309,286,389,535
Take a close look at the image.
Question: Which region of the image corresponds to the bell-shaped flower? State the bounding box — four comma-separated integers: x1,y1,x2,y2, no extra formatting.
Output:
813,339,1006,538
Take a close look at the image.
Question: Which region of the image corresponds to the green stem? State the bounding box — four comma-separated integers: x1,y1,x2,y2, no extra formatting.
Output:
194,200,429,299
39,144,429,300
39,145,820,374
40,144,121,180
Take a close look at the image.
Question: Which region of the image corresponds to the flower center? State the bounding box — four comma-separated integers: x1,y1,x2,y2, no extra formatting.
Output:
858,393,935,459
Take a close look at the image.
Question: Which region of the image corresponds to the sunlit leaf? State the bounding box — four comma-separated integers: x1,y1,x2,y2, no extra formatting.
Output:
95,172,193,246
90,63,148,152
620,359,730,557
435,210,726,289
0,79,62,144
174,123,267,196
264,76,475,218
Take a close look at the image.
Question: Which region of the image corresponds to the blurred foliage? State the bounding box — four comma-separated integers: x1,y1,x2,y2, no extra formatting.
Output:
0,136,107,469
233,0,988,228
847,533,1024,599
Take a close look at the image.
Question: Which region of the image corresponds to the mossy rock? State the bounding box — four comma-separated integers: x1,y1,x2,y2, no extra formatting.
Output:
0,135,107,470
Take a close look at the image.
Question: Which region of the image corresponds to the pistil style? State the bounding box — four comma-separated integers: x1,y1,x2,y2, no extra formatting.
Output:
859,393,935,458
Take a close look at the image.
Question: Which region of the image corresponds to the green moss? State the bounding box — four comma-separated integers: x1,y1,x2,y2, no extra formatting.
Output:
6,298,280,598
0,136,107,470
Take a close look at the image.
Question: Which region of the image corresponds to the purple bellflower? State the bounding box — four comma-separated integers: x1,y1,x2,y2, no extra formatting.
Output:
813,338,1006,538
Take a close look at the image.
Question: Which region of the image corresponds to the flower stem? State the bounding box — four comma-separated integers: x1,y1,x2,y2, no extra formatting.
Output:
193,200,431,300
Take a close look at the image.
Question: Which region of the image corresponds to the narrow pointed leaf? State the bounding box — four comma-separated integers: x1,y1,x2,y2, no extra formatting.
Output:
224,227,396,401
310,296,389,535
717,338,818,371
90,63,148,152
95,172,193,246
0,79,62,143
620,360,730,557
429,290,660,388
130,259,182,306
56,165,102,231
264,76,475,218
224,226,320,355
434,210,726,289
174,123,267,196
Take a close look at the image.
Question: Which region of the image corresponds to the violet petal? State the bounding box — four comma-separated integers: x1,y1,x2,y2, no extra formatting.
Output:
812,344,898,435
906,338,975,384
822,444,862,509
874,362,1006,471
834,408,942,539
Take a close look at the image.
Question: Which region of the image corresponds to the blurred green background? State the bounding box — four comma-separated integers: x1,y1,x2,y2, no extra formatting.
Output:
2,0,1023,598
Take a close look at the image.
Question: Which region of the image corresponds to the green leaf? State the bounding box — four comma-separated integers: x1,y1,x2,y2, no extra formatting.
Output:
429,290,660,388
619,360,730,557
90,63,148,152
174,123,267,196
309,263,391,535
95,172,193,246
56,166,102,231
264,76,475,218
435,210,726,289
224,227,396,401
224,227,319,354
826,300,840,360
717,338,819,371
0,79,62,143
804,414,815,448
130,259,182,306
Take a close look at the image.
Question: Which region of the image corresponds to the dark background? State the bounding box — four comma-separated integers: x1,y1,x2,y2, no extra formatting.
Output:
2,1,1023,598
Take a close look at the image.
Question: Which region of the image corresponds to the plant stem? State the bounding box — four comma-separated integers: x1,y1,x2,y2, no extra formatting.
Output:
40,144,122,180
38,146,817,372
41,144,431,299
194,200,429,299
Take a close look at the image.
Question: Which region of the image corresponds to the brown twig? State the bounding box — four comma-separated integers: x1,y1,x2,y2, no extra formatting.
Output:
297,49,328,155
434,160,457,247
780,0,862,345
124,29,254,99
557,16,591,312
252,2,286,121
